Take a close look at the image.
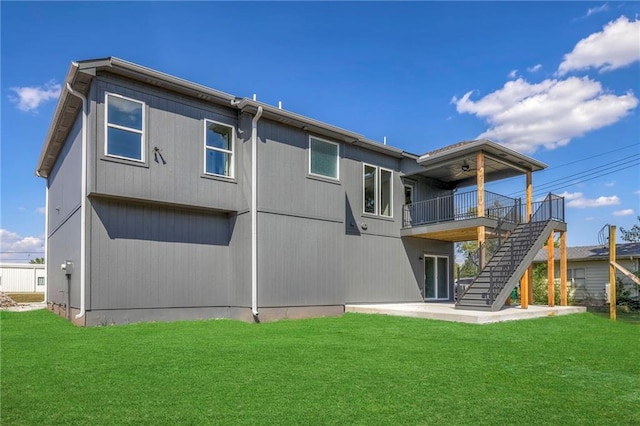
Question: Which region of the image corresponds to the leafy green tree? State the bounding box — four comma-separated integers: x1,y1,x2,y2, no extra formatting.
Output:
532,263,576,305
456,239,499,277
620,216,640,243
29,257,44,264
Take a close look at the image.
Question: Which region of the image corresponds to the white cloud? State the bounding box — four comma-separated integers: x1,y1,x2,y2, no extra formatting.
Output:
0,229,44,263
561,192,621,208
508,69,518,79
452,76,637,153
613,208,635,216
558,16,640,75
35,207,46,215
9,80,61,112
586,4,609,18
559,191,584,201
527,64,542,73
585,216,596,221
604,181,616,187
634,190,640,195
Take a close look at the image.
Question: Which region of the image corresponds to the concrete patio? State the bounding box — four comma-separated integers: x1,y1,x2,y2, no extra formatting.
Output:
345,303,586,324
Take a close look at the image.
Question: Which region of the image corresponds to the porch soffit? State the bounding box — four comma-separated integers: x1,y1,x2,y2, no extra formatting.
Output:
407,139,547,189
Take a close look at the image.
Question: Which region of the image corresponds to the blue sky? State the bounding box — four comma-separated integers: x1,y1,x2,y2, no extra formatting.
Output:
1,1,639,263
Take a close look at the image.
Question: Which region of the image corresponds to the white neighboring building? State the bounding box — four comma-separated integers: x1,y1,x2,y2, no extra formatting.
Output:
0,263,46,293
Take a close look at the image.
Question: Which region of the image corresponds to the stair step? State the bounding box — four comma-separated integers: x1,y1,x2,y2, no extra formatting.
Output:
457,218,556,312
455,304,493,311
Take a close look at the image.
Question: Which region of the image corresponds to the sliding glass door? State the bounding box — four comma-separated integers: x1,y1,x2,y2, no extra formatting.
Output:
424,255,449,300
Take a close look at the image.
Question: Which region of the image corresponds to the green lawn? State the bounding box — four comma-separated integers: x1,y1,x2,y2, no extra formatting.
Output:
1,310,639,425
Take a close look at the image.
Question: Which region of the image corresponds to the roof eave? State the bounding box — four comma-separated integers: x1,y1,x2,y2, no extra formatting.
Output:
35,61,83,178
236,99,406,158
37,57,415,178
418,139,547,172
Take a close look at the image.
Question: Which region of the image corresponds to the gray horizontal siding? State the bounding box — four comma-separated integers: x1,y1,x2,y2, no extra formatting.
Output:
258,212,344,307
566,259,639,303
92,75,245,212
47,110,84,309
345,236,453,303
47,210,82,307
89,198,234,310
48,114,82,233
258,120,344,221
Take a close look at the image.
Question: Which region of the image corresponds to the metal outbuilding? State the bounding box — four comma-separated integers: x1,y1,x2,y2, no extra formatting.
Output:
0,263,46,293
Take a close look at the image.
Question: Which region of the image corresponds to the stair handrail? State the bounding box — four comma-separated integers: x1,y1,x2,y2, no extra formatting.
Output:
484,219,551,305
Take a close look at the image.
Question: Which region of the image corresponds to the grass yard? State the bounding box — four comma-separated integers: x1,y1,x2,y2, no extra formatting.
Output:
1,311,639,425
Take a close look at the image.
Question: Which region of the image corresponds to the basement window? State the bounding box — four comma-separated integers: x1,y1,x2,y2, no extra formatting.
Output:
363,163,393,217
204,120,235,178
105,93,145,162
309,137,339,180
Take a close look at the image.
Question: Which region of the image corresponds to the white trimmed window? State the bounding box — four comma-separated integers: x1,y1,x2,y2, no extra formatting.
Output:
204,120,235,178
309,137,339,180
363,163,393,217
105,93,145,161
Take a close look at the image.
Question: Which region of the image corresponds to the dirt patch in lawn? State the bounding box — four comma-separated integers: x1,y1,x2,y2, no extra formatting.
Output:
0,292,46,312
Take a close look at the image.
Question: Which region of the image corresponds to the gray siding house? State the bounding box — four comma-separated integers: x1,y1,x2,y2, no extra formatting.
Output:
37,58,560,325
534,243,640,304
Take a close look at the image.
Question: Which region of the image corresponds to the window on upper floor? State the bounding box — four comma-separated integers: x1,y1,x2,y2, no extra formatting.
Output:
105,93,145,161
204,120,235,178
309,137,339,180
363,163,393,217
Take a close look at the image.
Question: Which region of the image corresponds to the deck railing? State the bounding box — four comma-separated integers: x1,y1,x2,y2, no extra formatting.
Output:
402,190,519,228
403,191,565,228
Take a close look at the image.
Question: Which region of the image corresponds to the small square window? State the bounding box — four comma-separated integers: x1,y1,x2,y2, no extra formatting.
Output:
309,137,339,179
37,277,45,286
105,93,145,162
204,120,234,178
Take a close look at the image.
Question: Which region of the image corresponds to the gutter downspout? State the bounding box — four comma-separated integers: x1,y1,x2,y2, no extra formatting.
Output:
65,82,87,321
44,182,49,303
251,106,263,319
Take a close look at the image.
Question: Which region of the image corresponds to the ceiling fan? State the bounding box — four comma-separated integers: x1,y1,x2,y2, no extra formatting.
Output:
454,160,477,177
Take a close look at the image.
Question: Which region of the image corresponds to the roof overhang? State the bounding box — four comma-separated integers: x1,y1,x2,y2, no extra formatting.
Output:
36,57,410,178
235,99,405,158
408,139,547,188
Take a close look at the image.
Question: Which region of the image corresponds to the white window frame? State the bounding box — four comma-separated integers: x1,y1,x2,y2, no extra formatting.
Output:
308,136,340,180
363,163,393,218
104,92,145,162
404,182,415,205
363,163,379,215
379,167,393,218
203,119,235,179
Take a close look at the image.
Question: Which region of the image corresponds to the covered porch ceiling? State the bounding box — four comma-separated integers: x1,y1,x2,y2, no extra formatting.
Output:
406,139,547,188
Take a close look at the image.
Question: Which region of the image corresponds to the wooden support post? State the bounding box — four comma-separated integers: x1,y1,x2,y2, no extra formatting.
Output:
520,274,528,309
560,231,567,306
477,151,486,269
478,226,486,269
525,171,532,222
477,151,485,218
527,266,533,304
609,226,616,320
547,232,555,307
526,171,534,304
